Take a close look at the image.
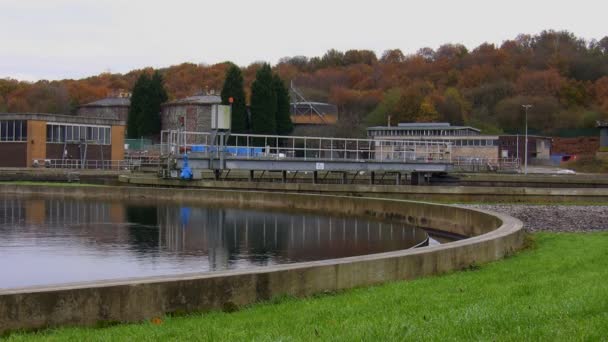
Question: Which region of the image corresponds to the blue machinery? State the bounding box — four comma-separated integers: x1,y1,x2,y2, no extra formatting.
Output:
160,130,453,185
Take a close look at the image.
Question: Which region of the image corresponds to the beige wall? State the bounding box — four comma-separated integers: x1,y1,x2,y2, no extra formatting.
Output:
536,139,550,159
26,120,46,166
110,125,125,161
452,146,498,160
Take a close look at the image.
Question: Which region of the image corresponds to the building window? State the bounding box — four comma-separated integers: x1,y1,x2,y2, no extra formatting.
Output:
0,120,27,142
46,123,111,145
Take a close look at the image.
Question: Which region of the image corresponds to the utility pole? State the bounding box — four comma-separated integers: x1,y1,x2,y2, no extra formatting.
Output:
522,104,532,175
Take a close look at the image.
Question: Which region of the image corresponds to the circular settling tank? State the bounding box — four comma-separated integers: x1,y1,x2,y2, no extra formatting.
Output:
0,195,428,289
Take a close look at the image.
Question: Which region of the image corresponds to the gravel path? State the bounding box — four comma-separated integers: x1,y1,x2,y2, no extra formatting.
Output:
462,204,608,232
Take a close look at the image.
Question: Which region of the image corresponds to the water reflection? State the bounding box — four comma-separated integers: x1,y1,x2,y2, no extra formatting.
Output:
0,196,427,289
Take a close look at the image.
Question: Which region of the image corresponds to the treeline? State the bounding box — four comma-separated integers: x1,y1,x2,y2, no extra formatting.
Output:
124,63,292,138
1,30,608,136
221,63,293,136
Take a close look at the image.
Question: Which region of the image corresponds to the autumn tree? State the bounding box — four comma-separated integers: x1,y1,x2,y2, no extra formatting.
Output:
380,49,405,64
515,69,564,97
494,96,560,133
594,76,608,116
3,30,608,137
250,64,277,135
220,64,248,133
392,82,438,123
319,49,345,68
436,88,469,125
366,88,403,126
343,50,378,65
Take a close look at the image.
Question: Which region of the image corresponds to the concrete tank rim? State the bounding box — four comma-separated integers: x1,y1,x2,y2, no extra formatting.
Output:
0,184,523,295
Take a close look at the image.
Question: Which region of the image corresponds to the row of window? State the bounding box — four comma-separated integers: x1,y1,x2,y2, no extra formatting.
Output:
452,139,498,147
46,123,111,145
369,129,480,137
379,139,499,147
0,120,28,142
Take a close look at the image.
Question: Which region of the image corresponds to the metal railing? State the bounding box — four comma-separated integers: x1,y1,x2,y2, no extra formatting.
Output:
160,130,452,163
452,157,520,172
32,158,161,170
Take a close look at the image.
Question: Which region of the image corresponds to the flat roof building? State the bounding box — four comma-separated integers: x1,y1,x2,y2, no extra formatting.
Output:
77,95,131,122
368,122,551,164
368,122,481,138
161,93,222,133
0,113,125,168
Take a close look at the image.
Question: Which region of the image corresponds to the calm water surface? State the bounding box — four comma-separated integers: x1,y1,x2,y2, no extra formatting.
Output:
0,196,427,289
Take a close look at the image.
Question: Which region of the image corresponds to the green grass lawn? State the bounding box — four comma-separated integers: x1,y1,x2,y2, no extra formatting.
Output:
7,232,608,341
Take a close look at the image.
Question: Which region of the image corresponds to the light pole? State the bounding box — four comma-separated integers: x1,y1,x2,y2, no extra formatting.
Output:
522,104,532,175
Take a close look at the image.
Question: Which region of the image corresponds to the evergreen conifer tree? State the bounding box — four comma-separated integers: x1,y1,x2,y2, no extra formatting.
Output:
128,71,167,138
220,64,248,133
249,64,277,136
138,71,167,137
273,74,293,135
127,73,150,138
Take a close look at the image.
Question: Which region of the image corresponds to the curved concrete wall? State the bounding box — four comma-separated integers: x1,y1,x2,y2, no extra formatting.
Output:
121,175,608,203
0,185,524,334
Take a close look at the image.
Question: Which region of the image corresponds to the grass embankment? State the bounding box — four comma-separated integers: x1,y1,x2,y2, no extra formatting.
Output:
8,232,608,341
567,156,608,173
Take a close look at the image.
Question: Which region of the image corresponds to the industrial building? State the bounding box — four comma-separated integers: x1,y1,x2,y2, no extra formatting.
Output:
290,102,338,125
367,123,551,163
0,113,125,167
76,93,131,122
160,93,222,133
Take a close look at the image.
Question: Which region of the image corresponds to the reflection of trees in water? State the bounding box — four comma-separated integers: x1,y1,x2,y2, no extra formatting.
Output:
155,207,426,267
0,197,428,275
126,206,159,253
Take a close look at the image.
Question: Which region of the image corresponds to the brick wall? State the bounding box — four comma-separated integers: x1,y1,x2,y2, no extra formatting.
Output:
0,143,27,167
161,104,213,144
552,137,599,156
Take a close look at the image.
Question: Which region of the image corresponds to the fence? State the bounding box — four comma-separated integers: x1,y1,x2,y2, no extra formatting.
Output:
160,130,452,163
125,138,154,150
453,157,520,172
32,158,160,170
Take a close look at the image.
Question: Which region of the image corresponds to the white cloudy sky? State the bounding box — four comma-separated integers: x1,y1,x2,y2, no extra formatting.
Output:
1,0,606,81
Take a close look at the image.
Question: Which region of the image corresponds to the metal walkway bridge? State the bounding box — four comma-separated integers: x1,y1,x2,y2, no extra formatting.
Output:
160,130,453,184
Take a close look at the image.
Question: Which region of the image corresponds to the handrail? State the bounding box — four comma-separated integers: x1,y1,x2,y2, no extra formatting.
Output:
160,130,452,164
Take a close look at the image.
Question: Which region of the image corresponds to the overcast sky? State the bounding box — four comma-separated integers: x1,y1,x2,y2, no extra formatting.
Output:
1,0,606,81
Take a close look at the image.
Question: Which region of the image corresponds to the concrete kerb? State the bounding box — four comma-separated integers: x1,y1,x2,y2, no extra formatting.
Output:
119,174,608,201
0,184,524,334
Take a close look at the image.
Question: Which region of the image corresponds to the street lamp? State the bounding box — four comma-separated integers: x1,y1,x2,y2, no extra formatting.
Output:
522,104,532,175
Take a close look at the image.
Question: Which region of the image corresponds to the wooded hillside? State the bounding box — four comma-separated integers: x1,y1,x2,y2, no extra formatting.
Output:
1,30,607,137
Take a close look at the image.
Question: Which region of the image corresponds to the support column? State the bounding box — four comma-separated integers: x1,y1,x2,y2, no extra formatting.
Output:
410,172,420,185
214,169,220,181
248,170,254,182
396,172,402,186
410,172,427,185
342,172,348,184
281,170,287,183
313,171,318,184
370,171,375,185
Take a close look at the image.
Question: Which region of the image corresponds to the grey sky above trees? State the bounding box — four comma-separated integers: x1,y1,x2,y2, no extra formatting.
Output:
1,0,606,81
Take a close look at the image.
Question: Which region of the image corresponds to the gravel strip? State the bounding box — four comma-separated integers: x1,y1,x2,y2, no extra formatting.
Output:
462,204,608,232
